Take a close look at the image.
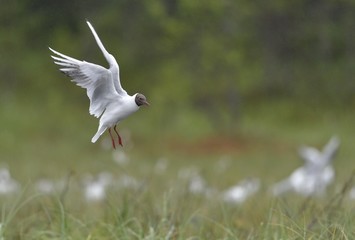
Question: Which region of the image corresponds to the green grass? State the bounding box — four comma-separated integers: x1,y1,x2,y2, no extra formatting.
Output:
0,178,354,239
0,99,354,239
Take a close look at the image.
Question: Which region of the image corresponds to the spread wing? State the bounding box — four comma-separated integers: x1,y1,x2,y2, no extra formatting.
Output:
49,47,119,118
321,136,340,164
86,21,127,96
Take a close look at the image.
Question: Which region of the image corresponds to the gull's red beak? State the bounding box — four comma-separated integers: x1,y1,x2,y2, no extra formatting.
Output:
143,100,150,106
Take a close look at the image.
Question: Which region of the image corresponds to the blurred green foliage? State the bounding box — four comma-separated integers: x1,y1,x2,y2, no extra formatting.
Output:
1,0,355,136
0,2,355,237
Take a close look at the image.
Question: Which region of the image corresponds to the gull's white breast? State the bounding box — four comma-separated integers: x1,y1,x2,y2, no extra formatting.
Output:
103,94,139,126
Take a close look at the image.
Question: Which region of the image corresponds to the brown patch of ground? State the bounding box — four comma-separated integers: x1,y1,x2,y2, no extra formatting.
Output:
165,134,294,156
166,135,252,155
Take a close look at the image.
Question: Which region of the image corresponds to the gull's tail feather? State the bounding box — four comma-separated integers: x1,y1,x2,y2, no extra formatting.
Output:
91,126,107,143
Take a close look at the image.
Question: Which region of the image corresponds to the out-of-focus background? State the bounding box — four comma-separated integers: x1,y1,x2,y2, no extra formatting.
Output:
2,0,354,175
0,0,355,238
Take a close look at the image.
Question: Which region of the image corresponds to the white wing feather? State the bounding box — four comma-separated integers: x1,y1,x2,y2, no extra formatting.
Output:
321,136,340,164
86,21,127,96
49,47,119,118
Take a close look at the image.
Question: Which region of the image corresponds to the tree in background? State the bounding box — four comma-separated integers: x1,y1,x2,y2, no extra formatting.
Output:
1,0,355,133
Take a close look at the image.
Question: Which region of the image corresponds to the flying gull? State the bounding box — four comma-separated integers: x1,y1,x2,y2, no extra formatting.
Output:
49,21,149,148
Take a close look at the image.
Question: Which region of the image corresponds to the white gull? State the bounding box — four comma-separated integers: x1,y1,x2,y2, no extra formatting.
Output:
272,136,340,197
49,21,149,148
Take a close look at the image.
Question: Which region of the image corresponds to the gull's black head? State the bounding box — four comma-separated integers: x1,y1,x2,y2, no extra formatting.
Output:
135,93,150,107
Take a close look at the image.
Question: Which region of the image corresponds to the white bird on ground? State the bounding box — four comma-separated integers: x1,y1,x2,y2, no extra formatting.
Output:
272,136,340,197
83,172,113,202
0,168,20,195
223,178,260,204
49,21,149,148
35,178,62,194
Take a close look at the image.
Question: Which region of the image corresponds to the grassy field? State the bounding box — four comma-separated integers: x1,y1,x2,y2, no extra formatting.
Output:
0,99,354,239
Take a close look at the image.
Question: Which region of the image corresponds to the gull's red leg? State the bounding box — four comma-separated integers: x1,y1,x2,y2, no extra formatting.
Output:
108,128,116,149
113,125,123,147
